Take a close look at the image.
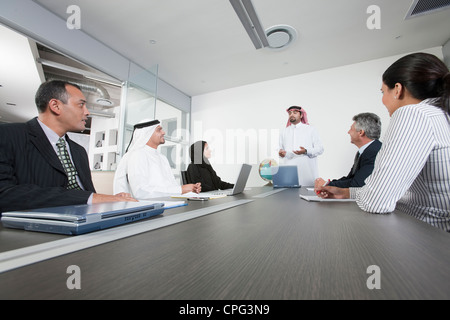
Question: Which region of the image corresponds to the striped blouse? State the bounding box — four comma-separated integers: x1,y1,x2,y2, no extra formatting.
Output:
350,99,450,232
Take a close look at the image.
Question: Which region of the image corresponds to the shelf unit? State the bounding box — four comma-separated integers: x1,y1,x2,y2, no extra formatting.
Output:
88,106,120,171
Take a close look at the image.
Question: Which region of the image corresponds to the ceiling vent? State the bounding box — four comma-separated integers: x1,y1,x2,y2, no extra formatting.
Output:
230,0,298,51
265,25,297,50
405,0,450,19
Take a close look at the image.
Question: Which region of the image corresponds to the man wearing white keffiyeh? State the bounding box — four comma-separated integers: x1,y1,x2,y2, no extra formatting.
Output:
114,119,201,199
279,106,324,186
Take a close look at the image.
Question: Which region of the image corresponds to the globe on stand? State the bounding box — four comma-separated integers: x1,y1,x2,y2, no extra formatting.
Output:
259,159,278,184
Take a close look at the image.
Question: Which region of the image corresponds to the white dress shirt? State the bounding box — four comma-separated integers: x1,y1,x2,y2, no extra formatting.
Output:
358,139,374,155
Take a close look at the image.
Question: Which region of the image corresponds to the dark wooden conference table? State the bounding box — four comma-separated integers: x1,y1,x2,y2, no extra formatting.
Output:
0,187,449,300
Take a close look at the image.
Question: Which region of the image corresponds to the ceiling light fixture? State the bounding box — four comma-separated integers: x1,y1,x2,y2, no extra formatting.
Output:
87,109,115,118
229,0,269,49
96,98,114,107
37,58,121,86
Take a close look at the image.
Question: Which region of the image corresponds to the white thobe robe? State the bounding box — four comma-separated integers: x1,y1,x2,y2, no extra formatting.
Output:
279,123,324,186
114,145,182,199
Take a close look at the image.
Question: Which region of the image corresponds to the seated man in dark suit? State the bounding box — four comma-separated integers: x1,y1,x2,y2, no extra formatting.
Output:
0,80,136,213
315,112,382,189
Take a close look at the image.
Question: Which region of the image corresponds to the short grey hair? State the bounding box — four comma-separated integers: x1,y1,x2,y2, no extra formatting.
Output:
352,113,381,140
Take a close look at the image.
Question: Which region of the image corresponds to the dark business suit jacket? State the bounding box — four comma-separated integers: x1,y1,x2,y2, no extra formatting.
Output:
329,139,382,188
0,118,95,213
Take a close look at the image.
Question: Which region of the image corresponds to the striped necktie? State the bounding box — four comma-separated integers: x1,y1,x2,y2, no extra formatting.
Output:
56,137,82,190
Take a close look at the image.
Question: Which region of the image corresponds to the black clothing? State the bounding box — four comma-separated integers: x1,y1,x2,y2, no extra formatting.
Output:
186,164,234,192
186,140,234,192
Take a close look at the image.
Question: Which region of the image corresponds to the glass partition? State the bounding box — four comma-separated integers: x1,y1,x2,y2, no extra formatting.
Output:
118,64,158,156
155,99,190,182
0,21,190,176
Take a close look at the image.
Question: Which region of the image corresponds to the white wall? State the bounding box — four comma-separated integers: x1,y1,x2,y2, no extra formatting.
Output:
443,38,450,68
191,47,444,188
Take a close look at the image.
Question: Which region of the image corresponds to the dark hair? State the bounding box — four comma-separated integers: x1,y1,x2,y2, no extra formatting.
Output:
353,112,381,140
382,53,450,115
189,141,209,166
35,80,81,113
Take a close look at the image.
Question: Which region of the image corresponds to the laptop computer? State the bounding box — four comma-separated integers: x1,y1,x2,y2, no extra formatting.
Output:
203,163,252,196
1,201,165,235
272,165,301,188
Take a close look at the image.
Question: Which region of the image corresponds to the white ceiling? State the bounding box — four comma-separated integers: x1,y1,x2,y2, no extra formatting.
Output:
0,25,44,123
1,0,450,123
33,0,450,96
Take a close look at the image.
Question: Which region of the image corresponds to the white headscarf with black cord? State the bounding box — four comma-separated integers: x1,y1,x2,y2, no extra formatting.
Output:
113,119,160,194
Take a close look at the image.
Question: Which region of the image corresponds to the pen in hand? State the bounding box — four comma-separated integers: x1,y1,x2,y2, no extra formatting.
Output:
315,179,330,195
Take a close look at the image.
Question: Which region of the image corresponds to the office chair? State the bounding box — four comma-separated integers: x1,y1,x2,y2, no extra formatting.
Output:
181,171,188,185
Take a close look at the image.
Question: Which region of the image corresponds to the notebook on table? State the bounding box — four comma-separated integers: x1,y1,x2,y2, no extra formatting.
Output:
272,165,301,188
1,201,165,235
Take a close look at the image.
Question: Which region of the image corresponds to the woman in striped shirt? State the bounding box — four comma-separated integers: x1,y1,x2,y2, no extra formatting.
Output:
317,53,450,232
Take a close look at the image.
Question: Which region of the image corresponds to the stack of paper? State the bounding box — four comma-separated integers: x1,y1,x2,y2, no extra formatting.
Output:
171,192,227,200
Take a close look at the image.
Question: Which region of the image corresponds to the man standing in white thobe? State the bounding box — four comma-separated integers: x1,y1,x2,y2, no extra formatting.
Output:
279,106,324,186
114,119,201,199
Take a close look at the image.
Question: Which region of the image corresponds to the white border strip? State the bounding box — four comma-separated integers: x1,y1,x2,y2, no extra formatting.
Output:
252,188,286,198
0,200,253,274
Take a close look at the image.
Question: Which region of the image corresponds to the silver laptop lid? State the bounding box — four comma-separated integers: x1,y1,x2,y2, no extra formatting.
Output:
230,164,252,195
2,202,164,223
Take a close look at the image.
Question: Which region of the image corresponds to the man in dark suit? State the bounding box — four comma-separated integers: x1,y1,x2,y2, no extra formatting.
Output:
315,113,382,189
0,80,136,213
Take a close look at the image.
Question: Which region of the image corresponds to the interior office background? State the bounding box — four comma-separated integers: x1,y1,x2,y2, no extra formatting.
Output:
1,1,449,193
